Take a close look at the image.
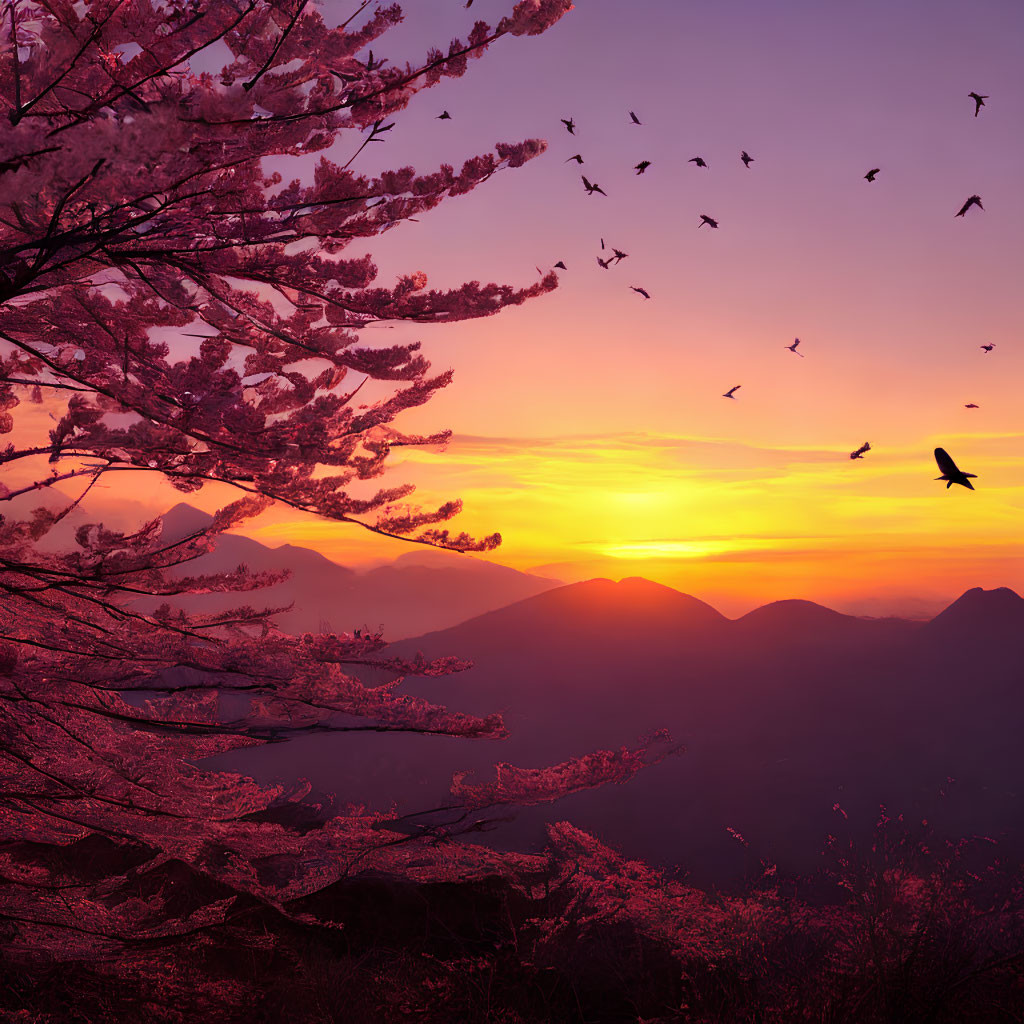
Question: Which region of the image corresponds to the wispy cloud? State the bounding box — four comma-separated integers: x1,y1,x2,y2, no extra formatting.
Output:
26,427,1020,616
370,429,1024,611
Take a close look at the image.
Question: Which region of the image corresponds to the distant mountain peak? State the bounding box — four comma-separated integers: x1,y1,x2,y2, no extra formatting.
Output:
955,585,1022,603
446,576,729,634
160,502,213,540
929,586,1024,629
738,598,848,625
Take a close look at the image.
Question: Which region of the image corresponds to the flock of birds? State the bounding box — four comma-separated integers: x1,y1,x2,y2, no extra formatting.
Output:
550,99,988,291
434,92,995,489
549,95,994,491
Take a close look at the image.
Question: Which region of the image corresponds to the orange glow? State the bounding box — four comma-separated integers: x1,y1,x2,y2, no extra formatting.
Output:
14,0,1024,622
226,428,1024,619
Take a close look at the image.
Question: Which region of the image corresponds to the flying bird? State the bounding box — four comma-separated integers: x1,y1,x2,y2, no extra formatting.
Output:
629,110,642,125
436,110,451,120
934,447,977,490
955,194,983,217
597,255,614,269
849,442,871,460
631,286,651,299
968,92,987,117
740,150,753,167
600,237,605,250
553,261,567,270
864,168,880,182
784,338,803,357
582,175,606,196
688,156,708,168
612,248,628,262
634,160,651,174
565,153,584,164
964,403,979,409
561,117,576,135
698,214,719,229
980,343,995,353
722,385,741,399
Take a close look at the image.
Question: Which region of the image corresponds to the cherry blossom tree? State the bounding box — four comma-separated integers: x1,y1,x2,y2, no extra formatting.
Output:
0,0,682,986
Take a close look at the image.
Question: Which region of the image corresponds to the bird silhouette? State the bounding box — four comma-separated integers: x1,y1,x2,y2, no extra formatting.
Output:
600,238,605,250
436,110,451,120
934,447,977,490
980,343,995,353
612,248,628,262
722,385,741,399
849,442,871,459
631,286,651,299
689,156,708,168
582,176,606,196
698,214,719,229
561,117,576,135
565,153,584,164
634,160,651,174
784,338,804,357
597,255,614,269
865,168,880,182
740,150,753,167
964,403,980,409
629,110,642,125
553,261,567,270
968,92,987,117
955,194,983,217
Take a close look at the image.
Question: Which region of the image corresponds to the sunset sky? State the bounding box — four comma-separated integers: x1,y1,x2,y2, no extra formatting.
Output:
48,0,1024,616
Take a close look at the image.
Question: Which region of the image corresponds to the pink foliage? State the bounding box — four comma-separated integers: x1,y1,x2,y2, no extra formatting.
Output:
0,0,560,548
452,730,681,809
498,0,575,37
0,0,669,969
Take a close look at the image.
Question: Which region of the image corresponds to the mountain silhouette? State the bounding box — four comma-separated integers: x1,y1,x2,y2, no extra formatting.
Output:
924,585,1024,635
160,502,219,540
734,598,916,653
736,598,857,630
146,503,561,639
212,578,1024,885
423,576,728,647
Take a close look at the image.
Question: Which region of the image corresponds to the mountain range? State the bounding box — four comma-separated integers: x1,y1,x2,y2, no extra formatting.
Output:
152,503,562,639
106,502,1024,885
207,576,1024,885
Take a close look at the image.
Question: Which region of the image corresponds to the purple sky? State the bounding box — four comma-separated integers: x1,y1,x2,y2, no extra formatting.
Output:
166,0,1024,614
